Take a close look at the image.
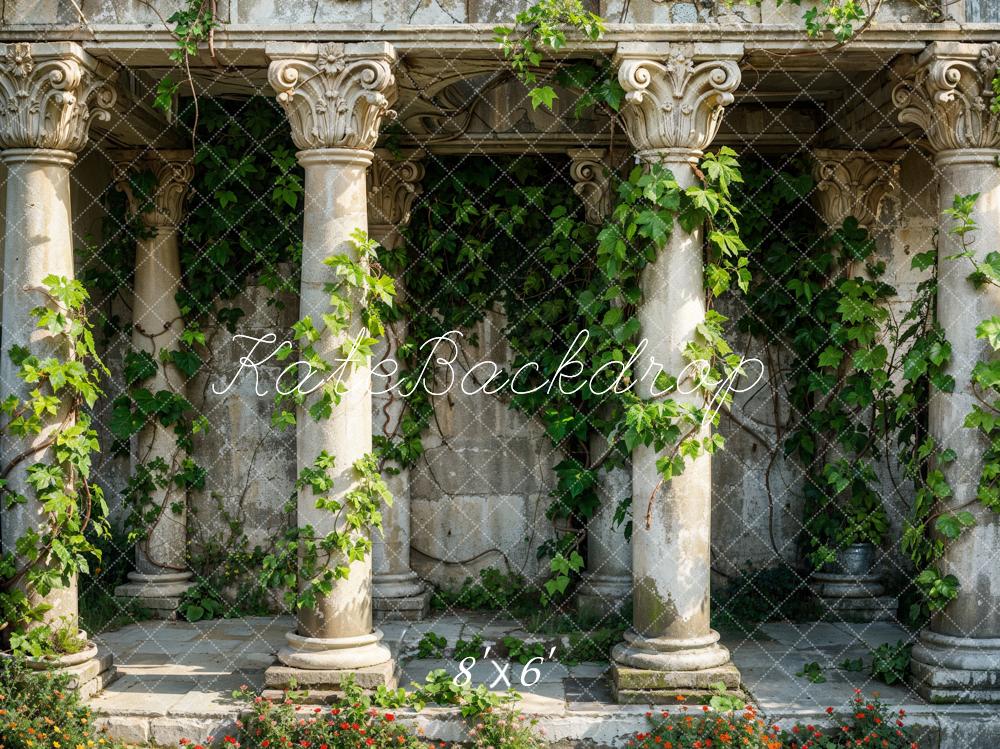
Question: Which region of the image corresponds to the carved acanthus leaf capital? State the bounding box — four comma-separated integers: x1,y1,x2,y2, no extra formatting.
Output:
368,148,425,225
811,149,900,230
113,150,194,229
0,43,117,152
616,50,741,158
892,42,1000,153
568,148,613,224
268,42,397,151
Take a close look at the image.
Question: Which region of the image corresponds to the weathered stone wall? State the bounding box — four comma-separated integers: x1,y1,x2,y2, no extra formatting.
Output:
0,0,933,25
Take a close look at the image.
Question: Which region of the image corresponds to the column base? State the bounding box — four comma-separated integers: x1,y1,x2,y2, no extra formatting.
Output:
266,629,398,700
576,574,632,620
811,572,898,623
611,628,740,703
1,641,118,699
115,571,194,620
374,572,431,621
909,630,1000,703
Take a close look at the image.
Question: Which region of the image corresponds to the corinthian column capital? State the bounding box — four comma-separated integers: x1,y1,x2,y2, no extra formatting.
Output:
0,42,117,152
267,41,397,152
811,149,900,230
893,42,1000,154
367,148,425,246
113,149,194,229
615,43,742,160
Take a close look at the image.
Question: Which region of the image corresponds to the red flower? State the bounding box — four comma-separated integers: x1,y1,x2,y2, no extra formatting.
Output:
826,708,835,715
385,713,395,722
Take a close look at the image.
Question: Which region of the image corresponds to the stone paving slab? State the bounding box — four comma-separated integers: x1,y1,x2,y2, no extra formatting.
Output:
86,614,1000,749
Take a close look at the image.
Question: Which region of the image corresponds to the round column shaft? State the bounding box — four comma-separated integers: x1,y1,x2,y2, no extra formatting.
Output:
112,150,196,616
267,41,398,682
894,41,1000,702
609,43,742,701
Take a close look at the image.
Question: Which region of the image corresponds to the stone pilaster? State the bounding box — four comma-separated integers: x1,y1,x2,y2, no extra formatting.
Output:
609,42,742,702
112,149,196,619
264,41,399,693
811,149,899,231
0,42,117,694
893,41,1000,703
567,147,633,620
367,148,431,621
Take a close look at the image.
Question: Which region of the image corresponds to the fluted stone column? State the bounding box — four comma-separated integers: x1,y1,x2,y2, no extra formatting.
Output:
368,148,431,621
894,41,1000,703
609,43,742,702
264,41,398,691
568,148,633,620
0,42,117,692
808,149,900,624
111,150,195,619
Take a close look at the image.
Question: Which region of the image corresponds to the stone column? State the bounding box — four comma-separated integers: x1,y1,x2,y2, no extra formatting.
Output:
568,147,633,620
609,43,742,702
807,149,900,624
0,42,117,692
893,41,1000,703
264,41,398,693
367,148,431,621
111,150,195,619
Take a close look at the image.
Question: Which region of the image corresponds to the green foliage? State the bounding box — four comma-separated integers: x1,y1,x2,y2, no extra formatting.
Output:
231,679,428,749
501,635,547,665
541,550,584,604
469,705,547,749
431,568,539,615
179,580,226,622
409,668,513,718
869,640,912,686
734,159,895,567
703,681,747,712
454,633,487,660
260,453,391,611
156,0,219,112
796,661,826,684
713,563,821,633
0,277,111,655
780,692,916,749
494,0,605,111
0,657,131,749
416,631,448,658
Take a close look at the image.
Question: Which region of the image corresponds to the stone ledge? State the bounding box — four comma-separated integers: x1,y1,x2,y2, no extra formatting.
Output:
264,658,399,694
374,589,432,622
612,663,741,703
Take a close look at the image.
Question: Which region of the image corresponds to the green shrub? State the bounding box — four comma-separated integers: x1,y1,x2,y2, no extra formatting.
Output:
0,657,127,749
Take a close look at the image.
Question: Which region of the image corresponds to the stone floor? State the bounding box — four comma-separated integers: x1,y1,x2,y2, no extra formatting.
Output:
87,613,999,748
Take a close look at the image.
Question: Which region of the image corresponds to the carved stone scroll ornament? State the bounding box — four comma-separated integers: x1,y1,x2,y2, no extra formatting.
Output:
568,148,613,225
0,42,117,152
617,54,741,158
893,42,1000,153
267,42,398,151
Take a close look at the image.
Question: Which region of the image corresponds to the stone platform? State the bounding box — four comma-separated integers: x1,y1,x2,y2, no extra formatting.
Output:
87,614,1000,749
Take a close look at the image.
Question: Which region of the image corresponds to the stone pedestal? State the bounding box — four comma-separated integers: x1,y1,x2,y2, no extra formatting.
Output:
265,41,398,690
111,149,196,618
894,42,1000,703
0,43,117,683
368,149,431,622
811,572,898,623
609,43,742,702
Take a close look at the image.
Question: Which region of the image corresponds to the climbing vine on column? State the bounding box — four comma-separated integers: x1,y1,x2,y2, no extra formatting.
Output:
0,277,111,656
